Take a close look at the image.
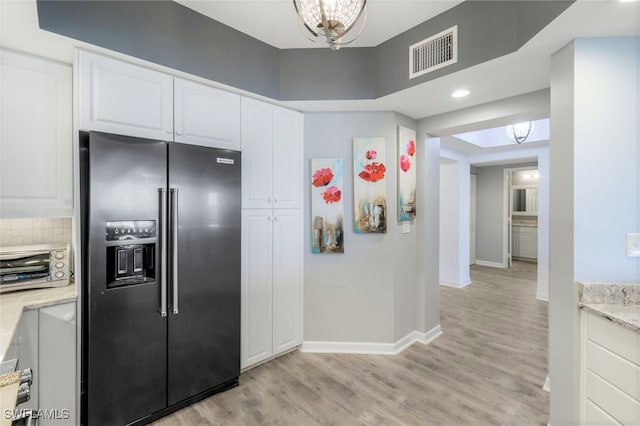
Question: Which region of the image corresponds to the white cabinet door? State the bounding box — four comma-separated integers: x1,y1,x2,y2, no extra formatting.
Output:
241,209,274,368
174,78,241,150
78,50,173,141
6,310,39,411
272,209,302,355
511,226,520,257
241,97,274,209
1,49,73,218
272,106,303,209
519,228,538,259
39,302,76,426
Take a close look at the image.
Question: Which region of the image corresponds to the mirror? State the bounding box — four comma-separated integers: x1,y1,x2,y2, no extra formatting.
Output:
512,187,538,215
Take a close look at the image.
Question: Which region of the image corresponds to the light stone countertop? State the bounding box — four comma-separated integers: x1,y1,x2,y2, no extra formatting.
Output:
0,285,77,361
578,282,640,333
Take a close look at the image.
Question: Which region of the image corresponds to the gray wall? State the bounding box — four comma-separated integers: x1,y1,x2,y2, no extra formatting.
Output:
304,112,422,344
36,0,571,102
549,37,640,425
475,162,537,264
374,1,573,97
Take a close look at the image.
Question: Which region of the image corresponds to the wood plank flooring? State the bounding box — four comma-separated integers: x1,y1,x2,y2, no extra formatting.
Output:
155,261,548,425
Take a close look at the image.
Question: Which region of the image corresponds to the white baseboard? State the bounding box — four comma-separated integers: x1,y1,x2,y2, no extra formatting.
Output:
301,325,442,356
536,292,549,302
440,280,471,289
475,260,507,268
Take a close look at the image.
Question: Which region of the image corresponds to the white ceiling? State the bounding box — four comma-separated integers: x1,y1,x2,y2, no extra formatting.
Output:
174,0,463,49
454,119,549,148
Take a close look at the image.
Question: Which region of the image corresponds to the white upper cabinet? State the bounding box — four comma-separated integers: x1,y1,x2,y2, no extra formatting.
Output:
78,50,173,141
241,97,274,208
272,106,303,209
1,49,73,218
241,97,303,209
174,78,241,150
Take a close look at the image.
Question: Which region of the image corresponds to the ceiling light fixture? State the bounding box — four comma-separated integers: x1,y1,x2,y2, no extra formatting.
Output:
451,89,470,98
506,121,535,144
293,0,367,50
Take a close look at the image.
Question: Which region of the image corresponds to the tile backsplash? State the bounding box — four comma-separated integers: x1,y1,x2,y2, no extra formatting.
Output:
0,218,73,248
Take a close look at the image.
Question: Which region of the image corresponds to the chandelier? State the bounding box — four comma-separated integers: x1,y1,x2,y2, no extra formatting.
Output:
293,0,368,50
506,121,535,144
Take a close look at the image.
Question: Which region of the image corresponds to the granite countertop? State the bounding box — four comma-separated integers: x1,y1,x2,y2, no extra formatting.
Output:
578,282,640,333
0,285,77,361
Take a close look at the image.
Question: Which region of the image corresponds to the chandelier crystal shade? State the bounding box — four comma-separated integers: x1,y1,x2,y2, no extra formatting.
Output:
506,121,535,144
293,0,367,50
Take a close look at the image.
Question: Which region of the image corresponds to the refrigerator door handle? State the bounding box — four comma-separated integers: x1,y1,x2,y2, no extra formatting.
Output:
158,188,168,317
170,187,179,315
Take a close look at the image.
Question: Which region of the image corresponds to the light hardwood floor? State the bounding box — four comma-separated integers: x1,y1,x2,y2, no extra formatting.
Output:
155,261,548,425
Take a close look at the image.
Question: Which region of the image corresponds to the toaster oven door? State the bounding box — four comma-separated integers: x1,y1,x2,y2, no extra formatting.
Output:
0,252,50,288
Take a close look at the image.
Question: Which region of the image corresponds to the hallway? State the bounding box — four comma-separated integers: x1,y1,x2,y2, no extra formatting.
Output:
156,261,548,425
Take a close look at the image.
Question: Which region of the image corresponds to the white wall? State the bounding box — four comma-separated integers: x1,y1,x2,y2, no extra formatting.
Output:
439,159,471,287
416,132,441,334
549,37,639,425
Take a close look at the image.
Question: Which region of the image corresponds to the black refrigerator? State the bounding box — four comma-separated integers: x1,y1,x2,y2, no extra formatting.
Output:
80,131,241,425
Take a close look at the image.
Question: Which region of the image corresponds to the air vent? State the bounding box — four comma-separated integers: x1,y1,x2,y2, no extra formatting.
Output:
409,26,458,79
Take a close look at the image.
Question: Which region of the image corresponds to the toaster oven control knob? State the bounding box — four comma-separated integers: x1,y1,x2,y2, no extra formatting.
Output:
55,262,64,269
55,252,65,259
55,271,65,279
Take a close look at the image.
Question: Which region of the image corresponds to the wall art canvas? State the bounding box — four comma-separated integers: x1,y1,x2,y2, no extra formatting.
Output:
311,158,344,253
353,137,387,233
398,126,417,221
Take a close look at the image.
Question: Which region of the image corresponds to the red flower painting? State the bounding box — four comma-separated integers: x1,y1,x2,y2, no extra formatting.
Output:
358,162,386,182
322,186,342,204
400,155,411,172
366,150,377,160
312,168,334,187
406,140,416,156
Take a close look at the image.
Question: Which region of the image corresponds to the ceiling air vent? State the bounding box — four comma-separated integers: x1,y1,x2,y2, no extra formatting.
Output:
409,26,458,79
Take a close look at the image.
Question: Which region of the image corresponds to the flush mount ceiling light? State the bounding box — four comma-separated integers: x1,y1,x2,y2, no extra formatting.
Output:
506,121,535,144
293,0,367,50
451,88,470,98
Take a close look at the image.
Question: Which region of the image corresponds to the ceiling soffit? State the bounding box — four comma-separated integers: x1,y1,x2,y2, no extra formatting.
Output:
36,0,574,103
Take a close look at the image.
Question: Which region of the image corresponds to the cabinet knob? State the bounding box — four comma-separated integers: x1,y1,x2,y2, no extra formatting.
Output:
267,216,272,221
273,198,278,203
166,129,172,134
267,198,273,203
176,130,183,136
273,216,278,221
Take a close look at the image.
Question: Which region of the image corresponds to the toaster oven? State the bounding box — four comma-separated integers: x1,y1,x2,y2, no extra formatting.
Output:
0,244,71,293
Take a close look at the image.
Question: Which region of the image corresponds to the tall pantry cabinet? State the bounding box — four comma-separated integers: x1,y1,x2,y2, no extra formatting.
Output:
241,97,303,369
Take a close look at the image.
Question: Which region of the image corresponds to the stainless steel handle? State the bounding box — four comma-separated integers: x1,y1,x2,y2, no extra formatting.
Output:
159,188,167,317
171,187,179,315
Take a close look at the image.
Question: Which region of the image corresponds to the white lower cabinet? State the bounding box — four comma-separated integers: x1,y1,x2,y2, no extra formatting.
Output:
512,226,537,260
39,302,76,425
5,302,76,424
241,209,302,369
581,310,640,425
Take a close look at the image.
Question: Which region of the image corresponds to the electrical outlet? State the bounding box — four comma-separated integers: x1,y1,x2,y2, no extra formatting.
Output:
626,233,640,257
402,222,410,234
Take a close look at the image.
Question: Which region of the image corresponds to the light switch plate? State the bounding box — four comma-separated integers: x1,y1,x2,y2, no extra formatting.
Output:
402,222,410,234
626,233,640,257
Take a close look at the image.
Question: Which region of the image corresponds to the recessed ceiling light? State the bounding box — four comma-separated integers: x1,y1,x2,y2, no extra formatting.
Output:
620,0,637,3
451,89,470,98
